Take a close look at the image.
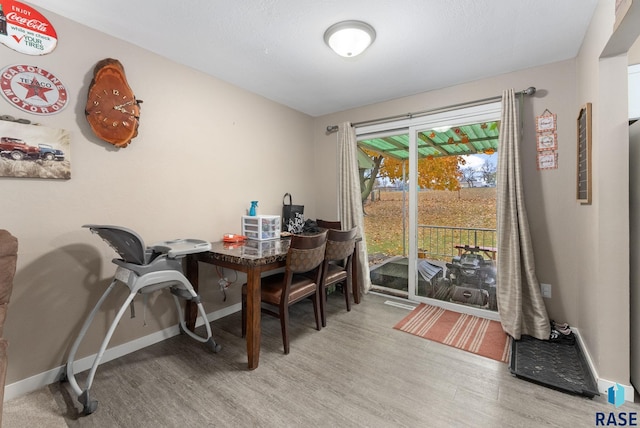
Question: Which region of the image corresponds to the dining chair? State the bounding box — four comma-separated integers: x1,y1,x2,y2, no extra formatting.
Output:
316,219,342,230
319,227,357,327
241,230,327,354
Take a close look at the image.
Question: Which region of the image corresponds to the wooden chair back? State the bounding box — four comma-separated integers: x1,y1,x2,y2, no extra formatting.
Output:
286,231,328,286
318,227,357,327
325,227,357,263
316,219,342,230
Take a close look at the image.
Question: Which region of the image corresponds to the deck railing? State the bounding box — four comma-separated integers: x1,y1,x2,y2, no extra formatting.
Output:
418,225,496,261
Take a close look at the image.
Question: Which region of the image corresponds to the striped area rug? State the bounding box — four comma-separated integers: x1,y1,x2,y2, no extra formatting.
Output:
393,303,511,363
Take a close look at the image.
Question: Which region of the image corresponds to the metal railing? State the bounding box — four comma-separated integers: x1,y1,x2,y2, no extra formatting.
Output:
418,225,496,261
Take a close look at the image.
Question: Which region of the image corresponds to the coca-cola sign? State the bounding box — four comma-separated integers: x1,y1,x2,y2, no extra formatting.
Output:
0,0,58,55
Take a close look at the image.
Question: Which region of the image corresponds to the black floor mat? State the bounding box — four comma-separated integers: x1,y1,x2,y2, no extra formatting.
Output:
510,334,599,398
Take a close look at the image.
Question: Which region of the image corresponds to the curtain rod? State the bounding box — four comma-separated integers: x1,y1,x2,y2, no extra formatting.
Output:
326,86,536,134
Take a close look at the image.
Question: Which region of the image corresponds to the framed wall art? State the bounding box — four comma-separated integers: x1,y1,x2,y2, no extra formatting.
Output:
537,133,558,151
0,117,70,179
536,109,557,133
577,103,592,204
537,150,558,170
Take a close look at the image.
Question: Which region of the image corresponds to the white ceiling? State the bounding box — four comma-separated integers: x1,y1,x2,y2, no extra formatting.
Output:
26,0,598,117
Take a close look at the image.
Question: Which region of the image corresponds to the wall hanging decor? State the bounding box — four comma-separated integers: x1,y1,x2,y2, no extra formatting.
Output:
0,0,58,55
537,150,558,170
535,108,559,170
536,132,557,151
0,116,70,179
535,109,556,133
577,103,592,204
0,64,68,115
85,58,142,148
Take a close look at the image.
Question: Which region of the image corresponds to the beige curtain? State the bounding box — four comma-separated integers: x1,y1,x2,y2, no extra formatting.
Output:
338,123,371,294
496,89,550,340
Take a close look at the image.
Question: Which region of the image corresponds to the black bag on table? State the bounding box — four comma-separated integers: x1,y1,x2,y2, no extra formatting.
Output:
302,219,321,234
282,193,304,233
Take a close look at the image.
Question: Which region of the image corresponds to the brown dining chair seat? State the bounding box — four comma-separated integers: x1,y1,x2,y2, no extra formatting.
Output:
241,230,327,354
319,227,357,327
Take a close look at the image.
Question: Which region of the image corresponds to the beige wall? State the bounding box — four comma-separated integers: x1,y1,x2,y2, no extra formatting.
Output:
1,10,314,384
312,0,635,386
314,59,580,324
630,37,640,64
2,1,636,392
574,0,637,385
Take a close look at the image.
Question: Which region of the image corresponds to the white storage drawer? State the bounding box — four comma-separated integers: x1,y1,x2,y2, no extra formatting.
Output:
242,215,281,240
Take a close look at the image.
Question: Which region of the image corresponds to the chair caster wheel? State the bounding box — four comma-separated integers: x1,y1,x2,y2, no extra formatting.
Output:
82,401,98,416
206,338,222,353
79,390,98,415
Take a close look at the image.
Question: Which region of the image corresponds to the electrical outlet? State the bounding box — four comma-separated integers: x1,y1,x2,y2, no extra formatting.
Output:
540,283,552,298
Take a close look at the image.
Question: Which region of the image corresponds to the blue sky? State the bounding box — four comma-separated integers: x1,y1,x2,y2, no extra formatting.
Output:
461,153,497,170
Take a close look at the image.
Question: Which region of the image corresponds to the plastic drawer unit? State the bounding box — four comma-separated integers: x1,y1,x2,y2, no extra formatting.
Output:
242,215,281,240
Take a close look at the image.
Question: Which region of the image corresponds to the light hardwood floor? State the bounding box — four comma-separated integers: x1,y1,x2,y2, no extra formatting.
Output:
4,292,639,427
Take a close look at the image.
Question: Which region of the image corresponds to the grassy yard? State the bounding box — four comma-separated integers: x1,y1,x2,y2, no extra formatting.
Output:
363,187,497,259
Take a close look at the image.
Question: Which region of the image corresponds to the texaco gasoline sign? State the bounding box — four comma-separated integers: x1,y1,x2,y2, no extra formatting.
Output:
0,64,68,115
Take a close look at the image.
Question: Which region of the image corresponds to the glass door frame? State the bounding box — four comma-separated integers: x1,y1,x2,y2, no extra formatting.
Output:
357,101,502,319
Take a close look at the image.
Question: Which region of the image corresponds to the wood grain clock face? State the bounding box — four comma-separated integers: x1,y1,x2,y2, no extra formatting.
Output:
85,58,141,148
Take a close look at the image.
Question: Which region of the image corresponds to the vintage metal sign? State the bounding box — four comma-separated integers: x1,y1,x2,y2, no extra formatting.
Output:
0,0,58,55
0,64,68,115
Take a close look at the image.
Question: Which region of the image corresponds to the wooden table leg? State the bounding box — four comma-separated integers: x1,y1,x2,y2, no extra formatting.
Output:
352,241,361,304
245,268,261,370
184,255,199,331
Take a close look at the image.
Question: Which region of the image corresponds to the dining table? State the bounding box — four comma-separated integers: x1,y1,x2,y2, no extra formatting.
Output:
183,236,361,370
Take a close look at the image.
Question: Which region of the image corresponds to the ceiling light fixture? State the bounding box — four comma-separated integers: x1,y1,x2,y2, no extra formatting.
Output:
324,20,376,58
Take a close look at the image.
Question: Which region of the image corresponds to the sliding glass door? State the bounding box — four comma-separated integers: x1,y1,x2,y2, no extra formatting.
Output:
359,102,501,318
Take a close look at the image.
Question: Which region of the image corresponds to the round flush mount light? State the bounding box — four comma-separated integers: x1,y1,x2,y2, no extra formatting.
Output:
324,20,376,58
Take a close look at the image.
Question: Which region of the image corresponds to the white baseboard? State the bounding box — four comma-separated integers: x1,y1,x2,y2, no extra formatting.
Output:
3,303,241,403
573,327,634,402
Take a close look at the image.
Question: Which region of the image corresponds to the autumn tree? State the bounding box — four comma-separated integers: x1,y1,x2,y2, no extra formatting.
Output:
360,150,466,201
360,153,384,202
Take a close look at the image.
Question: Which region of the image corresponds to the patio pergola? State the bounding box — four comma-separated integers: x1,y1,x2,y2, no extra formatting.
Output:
357,120,500,161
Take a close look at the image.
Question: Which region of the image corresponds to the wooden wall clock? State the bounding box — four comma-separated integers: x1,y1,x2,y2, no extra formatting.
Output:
85,59,142,148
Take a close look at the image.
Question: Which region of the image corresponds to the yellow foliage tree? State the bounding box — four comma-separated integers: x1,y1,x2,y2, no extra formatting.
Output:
361,150,465,201
406,155,466,191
